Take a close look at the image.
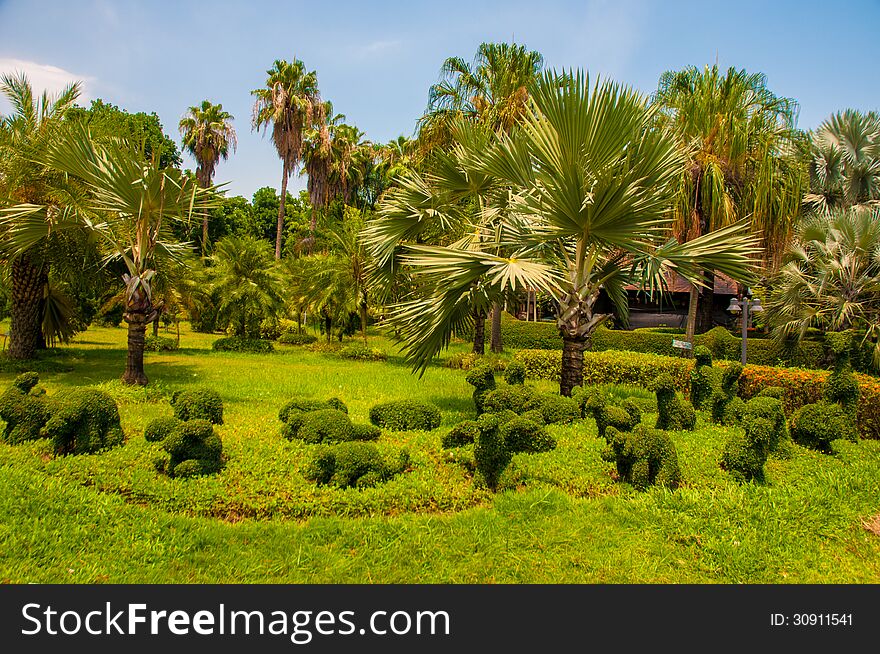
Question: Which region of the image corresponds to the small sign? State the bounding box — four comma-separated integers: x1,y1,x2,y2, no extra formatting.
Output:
672,339,693,350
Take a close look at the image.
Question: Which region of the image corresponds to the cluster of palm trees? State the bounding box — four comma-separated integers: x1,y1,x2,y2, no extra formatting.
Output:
2,43,878,388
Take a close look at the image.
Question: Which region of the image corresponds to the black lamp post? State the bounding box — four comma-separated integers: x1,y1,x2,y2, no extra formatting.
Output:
727,291,763,365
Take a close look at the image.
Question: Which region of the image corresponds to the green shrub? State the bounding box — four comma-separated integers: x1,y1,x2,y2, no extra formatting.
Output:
442,420,480,449
654,373,696,431
212,337,274,353
369,400,441,431
305,442,408,489
482,385,542,415
259,318,281,341
502,360,526,385
161,419,223,478
823,335,860,418
143,335,178,352
539,394,581,425
520,409,547,425
444,352,506,371
756,386,785,400
337,344,388,361
278,397,348,423
278,332,317,345
574,386,641,438
171,388,224,424
500,416,556,454
600,424,682,491
465,364,496,414
0,373,51,444
143,416,181,443
790,402,857,452
350,423,382,442
43,388,125,455
473,415,511,491
298,409,354,444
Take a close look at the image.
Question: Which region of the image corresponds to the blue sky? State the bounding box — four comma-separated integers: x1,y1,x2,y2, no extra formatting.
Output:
1,0,878,198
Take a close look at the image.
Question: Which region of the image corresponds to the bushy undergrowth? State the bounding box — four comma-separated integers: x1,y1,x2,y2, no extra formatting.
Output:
278,333,317,346
337,344,388,361
212,337,274,353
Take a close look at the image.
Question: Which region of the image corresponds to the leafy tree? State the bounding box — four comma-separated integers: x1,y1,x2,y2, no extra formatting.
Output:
766,206,880,368
7,122,214,384
804,109,880,213
654,65,804,338
210,236,283,337
67,98,181,168
370,71,758,395
0,73,83,359
252,59,324,259
179,100,237,254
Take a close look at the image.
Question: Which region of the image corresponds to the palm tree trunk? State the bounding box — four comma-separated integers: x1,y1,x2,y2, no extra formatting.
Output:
696,270,715,333
8,256,47,361
122,312,148,385
490,303,503,353
560,335,588,397
684,281,699,357
275,162,290,260
360,301,368,345
472,309,485,355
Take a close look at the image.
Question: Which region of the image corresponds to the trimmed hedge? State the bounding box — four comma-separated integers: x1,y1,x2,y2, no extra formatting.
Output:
369,400,441,431
0,373,51,444
498,314,829,368
514,348,880,439
212,337,274,353
337,344,388,361
278,333,317,345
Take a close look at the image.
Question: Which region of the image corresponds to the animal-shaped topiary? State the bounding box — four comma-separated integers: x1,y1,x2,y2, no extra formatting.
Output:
538,394,581,425
574,386,641,438
789,333,861,452
499,415,556,454
465,364,496,414
305,442,410,489
42,389,124,455
710,363,744,425
689,345,720,411
170,388,224,424
482,385,543,415
654,374,696,431
502,360,527,385
0,372,51,444
720,396,788,482
159,419,223,478
600,424,681,490
277,396,377,442
473,414,511,491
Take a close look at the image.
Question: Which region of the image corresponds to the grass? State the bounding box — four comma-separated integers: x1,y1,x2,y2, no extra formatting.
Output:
0,323,879,583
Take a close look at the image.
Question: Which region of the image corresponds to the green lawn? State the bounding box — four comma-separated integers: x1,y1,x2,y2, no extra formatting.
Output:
1,324,879,583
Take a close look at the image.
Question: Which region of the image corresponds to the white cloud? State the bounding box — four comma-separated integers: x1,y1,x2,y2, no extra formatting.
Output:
357,39,403,57
0,58,94,111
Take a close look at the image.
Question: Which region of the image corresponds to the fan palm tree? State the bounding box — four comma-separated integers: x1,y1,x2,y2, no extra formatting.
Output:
252,59,323,259
766,206,880,368
654,65,804,341
0,72,81,360
2,122,215,384
370,71,759,395
804,109,880,213
179,100,237,254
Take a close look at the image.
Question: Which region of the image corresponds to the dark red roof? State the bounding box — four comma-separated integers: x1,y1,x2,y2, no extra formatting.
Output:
624,271,739,294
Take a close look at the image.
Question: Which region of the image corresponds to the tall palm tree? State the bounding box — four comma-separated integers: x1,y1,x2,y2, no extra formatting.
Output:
370,71,758,395
0,72,82,360
804,109,880,213
419,42,545,352
654,65,804,341
252,59,323,259
179,100,237,255
3,123,215,384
